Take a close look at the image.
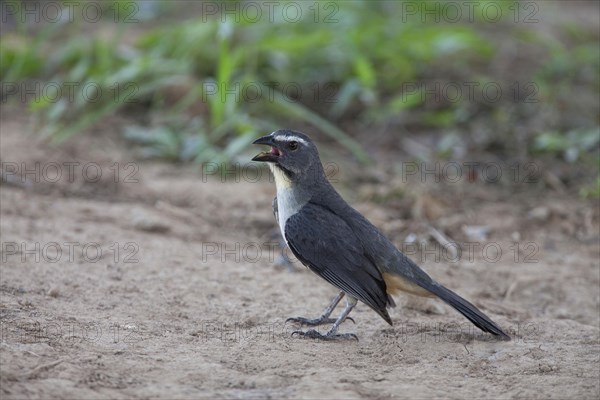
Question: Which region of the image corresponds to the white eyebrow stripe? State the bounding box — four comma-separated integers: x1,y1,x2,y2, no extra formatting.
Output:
276,136,308,146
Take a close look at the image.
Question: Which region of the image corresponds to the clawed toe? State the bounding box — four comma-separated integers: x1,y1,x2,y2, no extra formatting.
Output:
291,329,359,341
286,317,336,326
285,316,355,326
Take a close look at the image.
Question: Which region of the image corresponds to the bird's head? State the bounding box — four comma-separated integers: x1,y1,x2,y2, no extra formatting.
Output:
252,129,324,185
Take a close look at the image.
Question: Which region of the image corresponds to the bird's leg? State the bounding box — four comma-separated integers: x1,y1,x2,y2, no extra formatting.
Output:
286,291,354,326
292,296,359,341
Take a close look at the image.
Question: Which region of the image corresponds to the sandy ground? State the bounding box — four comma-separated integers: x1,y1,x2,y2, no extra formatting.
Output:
1,110,599,399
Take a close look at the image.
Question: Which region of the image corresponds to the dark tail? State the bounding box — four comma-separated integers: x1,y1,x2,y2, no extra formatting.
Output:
430,284,511,340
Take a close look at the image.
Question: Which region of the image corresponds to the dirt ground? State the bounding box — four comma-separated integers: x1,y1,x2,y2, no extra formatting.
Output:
1,107,599,399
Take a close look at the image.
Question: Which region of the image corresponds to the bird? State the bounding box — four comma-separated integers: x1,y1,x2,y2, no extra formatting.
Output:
252,129,510,341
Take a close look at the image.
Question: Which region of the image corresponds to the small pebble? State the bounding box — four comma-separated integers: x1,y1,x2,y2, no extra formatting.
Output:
528,206,550,222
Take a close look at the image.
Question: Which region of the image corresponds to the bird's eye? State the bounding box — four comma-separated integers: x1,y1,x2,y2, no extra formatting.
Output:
289,141,298,150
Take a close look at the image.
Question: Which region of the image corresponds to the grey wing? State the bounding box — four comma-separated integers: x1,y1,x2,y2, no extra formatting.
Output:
284,202,392,324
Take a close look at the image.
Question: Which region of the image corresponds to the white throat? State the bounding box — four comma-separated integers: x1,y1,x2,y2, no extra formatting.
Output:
268,163,305,237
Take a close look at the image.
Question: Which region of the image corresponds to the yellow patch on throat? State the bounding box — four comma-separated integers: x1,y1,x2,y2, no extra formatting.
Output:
383,272,435,298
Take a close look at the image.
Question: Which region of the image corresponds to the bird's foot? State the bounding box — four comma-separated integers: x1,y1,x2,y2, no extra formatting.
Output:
286,316,354,326
291,329,358,341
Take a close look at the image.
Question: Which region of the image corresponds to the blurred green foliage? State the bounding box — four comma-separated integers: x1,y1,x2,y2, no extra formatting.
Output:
579,177,600,199
1,0,598,176
533,129,600,163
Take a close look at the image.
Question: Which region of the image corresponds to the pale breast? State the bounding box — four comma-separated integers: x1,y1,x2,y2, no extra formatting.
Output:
275,187,304,237
268,164,305,239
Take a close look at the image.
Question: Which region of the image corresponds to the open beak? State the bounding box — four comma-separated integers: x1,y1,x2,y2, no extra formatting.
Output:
252,135,281,162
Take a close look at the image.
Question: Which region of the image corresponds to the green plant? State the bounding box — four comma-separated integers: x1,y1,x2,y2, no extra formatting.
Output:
5,0,597,168
533,129,600,163
579,176,600,199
